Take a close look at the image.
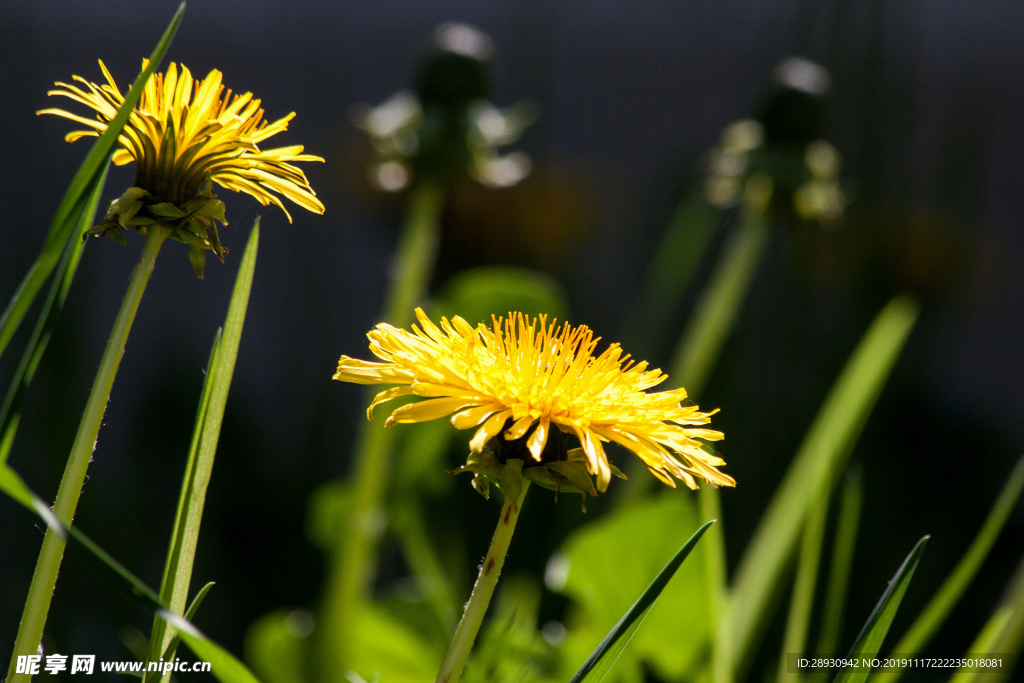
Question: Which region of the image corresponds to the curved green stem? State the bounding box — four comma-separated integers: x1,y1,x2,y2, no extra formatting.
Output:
7,226,168,683
435,476,531,683
318,179,445,680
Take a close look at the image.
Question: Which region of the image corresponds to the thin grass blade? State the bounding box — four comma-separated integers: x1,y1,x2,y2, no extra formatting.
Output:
0,2,184,358
832,537,929,683
0,464,261,683
948,555,1024,683
0,166,108,466
147,220,259,677
728,296,919,679
569,520,715,683
872,456,1024,683
161,582,216,661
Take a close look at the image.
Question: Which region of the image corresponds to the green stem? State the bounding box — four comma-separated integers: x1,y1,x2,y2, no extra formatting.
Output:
318,179,445,679
8,226,168,683
435,478,531,683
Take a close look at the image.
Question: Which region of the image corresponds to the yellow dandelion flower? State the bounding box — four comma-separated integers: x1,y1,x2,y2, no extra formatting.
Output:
39,59,324,274
334,308,734,493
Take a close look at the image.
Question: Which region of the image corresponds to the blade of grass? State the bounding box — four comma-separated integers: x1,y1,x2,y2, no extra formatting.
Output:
871,456,1024,683
812,467,863,683
0,2,184,359
145,220,259,682
778,482,829,683
0,464,260,683
161,582,215,661
832,537,929,683
728,296,919,681
948,555,1024,683
0,165,107,466
568,520,715,683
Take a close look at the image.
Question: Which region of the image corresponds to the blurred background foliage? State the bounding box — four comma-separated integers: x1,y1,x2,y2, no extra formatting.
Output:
2,0,1023,681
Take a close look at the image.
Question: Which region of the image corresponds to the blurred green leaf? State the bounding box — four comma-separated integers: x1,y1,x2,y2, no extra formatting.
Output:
728,295,919,678
147,220,259,678
349,604,443,683
0,464,262,683
556,497,714,683
0,166,107,466
833,537,929,683
872,456,1024,683
948,555,1024,683
462,576,555,683
434,266,569,326
0,3,184,359
245,610,313,683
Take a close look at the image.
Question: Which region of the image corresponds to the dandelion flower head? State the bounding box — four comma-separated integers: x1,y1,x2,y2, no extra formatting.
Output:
39,59,324,221
334,309,734,493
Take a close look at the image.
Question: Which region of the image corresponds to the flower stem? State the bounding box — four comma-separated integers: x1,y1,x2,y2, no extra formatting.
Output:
317,179,445,679
7,226,168,683
435,477,531,683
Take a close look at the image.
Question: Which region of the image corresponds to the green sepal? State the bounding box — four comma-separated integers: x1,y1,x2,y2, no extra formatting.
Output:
188,245,207,280
149,202,187,218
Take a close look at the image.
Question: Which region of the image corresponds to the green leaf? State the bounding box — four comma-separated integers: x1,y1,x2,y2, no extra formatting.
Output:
728,295,919,678
832,537,929,683
161,582,216,662
0,165,107,466
871,456,1024,683
244,610,313,683
948,555,1024,683
0,2,184,359
147,220,259,677
0,464,262,683
566,517,715,683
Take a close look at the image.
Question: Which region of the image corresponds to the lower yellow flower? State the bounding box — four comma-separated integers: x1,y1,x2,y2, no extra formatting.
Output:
334,309,734,492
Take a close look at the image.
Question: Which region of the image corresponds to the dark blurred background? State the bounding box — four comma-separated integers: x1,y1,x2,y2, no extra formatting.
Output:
1,0,1023,679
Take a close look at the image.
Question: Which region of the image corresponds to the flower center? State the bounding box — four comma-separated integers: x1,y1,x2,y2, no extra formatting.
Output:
487,422,572,466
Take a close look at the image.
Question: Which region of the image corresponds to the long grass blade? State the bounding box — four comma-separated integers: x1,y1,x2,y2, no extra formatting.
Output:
161,582,216,661
0,166,108,466
569,520,715,683
812,467,864,683
832,537,929,683
948,555,1024,683
0,2,184,359
146,220,259,679
0,464,260,683
728,296,919,680
871,456,1024,683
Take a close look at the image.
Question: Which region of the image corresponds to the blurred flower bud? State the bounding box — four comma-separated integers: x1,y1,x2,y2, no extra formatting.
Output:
703,58,845,225
353,23,534,193
756,56,831,145
416,23,494,109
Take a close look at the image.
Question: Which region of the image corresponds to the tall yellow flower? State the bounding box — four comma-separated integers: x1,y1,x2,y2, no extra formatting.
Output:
39,59,324,274
334,309,734,493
